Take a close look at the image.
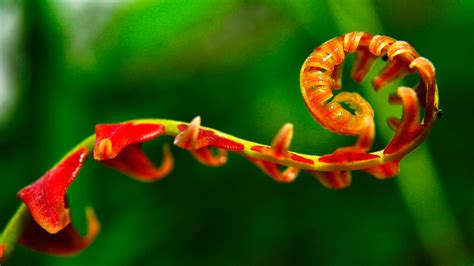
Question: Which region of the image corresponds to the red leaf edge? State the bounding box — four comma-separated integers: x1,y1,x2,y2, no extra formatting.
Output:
18,147,88,234
19,208,100,256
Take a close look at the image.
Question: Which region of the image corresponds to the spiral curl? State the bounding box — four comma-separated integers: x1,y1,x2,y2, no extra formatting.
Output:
300,32,438,153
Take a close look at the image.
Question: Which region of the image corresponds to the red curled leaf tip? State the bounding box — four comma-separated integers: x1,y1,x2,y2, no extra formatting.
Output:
351,48,377,83
248,124,301,182
250,124,295,159
192,148,227,167
174,116,201,150
372,59,412,91
18,147,88,234
368,35,395,56
388,93,402,105
387,116,401,131
94,122,165,160
307,170,352,189
387,41,419,62
19,207,100,256
248,157,299,183
343,32,365,53
176,123,244,151
362,160,400,179
271,123,294,158
174,116,243,166
94,122,172,181
101,144,174,182
384,87,422,154
174,116,223,166
409,57,438,119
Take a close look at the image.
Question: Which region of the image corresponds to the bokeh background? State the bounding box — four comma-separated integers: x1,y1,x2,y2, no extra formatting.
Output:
1,0,473,265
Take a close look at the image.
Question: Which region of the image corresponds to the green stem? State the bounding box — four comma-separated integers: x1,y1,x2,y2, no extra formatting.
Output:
0,204,31,262
326,0,469,264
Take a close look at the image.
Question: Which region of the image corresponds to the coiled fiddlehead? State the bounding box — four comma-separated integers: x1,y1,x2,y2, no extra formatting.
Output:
1,32,439,261
298,32,439,186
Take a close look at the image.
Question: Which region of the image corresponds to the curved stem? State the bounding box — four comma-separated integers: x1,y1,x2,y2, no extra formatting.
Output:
131,118,410,172
0,204,31,262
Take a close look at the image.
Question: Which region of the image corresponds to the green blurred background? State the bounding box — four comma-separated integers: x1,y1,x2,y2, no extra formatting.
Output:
1,0,473,265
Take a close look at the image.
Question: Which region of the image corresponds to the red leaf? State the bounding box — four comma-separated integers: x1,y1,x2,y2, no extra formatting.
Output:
308,170,352,189
384,87,422,154
191,147,227,167
175,117,241,167
175,122,244,151
270,123,293,159
19,208,100,256
94,122,165,160
372,59,412,91
101,144,173,182
351,48,377,83
94,122,173,181
247,157,299,183
362,160,400,179
250,124,301,164
18,148,88,234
